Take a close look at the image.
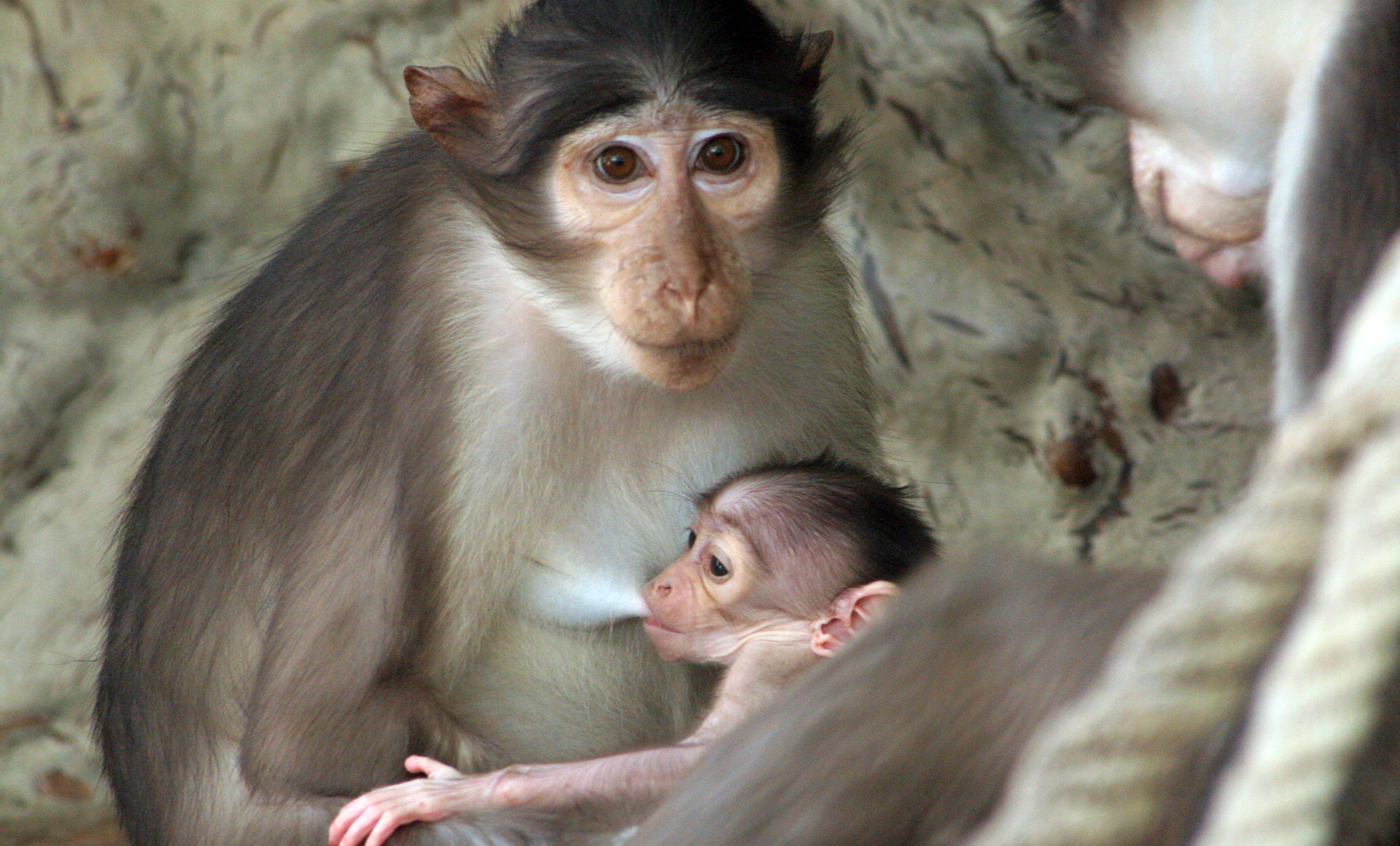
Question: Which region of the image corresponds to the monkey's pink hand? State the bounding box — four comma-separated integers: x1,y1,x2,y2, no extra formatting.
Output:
330,756,504,846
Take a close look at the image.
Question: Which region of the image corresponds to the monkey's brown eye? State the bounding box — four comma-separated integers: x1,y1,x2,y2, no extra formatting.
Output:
696,135,744,174
594,145,642,183
686,529,697,549
707,556,730,579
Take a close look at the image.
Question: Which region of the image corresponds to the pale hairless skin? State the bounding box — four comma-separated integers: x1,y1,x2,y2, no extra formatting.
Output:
329,458,928,846
1128,121,1268,289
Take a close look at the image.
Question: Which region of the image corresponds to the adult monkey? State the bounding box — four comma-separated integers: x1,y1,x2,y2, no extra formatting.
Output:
94,0,873,843
1039,0,1400,417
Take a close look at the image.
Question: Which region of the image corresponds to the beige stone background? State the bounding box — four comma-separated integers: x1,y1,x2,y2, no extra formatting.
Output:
0,0,1271,842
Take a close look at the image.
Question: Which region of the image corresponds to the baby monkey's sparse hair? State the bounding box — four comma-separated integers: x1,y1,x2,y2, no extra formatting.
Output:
697,454,935,596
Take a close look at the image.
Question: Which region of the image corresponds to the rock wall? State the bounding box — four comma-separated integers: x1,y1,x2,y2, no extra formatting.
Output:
0,0,1269,841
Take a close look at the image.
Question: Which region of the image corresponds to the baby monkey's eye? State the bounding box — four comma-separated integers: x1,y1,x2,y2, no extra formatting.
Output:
707,556,730,579
686,529,697,549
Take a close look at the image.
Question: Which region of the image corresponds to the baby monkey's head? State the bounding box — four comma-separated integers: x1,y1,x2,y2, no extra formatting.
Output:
643,456,935,663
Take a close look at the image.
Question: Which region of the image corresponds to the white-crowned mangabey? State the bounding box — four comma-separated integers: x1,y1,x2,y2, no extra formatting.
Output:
93,1,876,843
327,457,936,846
1039,0,1400,417
624,555,1170,846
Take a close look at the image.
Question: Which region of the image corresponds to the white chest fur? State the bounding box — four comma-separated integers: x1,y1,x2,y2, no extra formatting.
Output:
439,229,875,630
514,428,759,627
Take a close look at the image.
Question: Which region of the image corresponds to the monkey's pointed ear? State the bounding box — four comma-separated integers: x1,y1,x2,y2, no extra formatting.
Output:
809,580,899,657
404,65,492,153
795,31,835,98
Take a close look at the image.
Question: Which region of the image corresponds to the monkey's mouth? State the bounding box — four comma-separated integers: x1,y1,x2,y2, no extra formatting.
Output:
642,616,683,634
622,332,740,391
628,332,737,358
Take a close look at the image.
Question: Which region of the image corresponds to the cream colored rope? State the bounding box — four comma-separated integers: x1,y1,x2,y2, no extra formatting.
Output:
1192,419,1400,846
1191,241,1400,846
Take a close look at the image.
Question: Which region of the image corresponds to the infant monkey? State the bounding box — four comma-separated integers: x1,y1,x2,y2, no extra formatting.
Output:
329,457,935,846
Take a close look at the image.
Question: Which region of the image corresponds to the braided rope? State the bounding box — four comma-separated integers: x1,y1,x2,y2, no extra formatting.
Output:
1191,242,1400,846
1192,420,1400,846
962,237,1400,846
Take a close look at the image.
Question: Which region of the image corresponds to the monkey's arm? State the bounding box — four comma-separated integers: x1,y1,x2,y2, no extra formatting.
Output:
329,638,809,845
240,490,483,797
330,746,703,846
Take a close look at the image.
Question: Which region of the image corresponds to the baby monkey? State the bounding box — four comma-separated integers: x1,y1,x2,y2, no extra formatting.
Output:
329,457,935,846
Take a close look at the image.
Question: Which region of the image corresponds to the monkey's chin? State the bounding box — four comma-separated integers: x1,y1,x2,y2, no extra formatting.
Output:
642,617,698,662
623,335,737,391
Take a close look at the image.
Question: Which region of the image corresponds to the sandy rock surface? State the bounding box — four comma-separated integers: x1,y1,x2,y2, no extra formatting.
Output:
0,0,1269,841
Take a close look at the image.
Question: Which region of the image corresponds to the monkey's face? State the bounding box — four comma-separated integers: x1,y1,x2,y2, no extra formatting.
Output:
547,106,784,390
1053,0,1305,288
642,517,783,664
1119,118,1269,289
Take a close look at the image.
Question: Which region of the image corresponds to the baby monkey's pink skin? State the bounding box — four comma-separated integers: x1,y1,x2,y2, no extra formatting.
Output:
328,493,899,846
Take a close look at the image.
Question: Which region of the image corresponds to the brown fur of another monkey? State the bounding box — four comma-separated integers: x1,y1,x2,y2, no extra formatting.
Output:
626,556,1179,846
94,1,874,844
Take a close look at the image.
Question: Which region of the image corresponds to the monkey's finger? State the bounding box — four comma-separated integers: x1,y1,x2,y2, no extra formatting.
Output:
328,802,362,844
365,811,408,846
330,801,380,846
405,755,459,778
335,808,385,846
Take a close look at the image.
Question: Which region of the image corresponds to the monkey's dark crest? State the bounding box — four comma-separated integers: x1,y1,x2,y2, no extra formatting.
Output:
484,0,834,171
96,0,875,843
447,0,847,257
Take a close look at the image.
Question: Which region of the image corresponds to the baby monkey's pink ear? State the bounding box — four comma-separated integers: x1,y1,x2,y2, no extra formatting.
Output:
809,580,900,657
